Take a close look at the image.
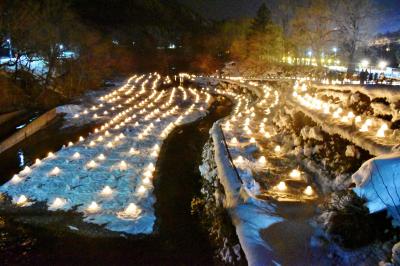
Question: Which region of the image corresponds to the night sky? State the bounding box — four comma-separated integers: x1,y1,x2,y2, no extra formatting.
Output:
178,0,400,33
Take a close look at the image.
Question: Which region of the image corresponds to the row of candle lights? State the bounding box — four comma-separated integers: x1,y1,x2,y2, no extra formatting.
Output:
8,73,212,220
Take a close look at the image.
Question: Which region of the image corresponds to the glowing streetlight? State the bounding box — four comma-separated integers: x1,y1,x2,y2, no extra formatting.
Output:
360,59,369,69
378,61,387,70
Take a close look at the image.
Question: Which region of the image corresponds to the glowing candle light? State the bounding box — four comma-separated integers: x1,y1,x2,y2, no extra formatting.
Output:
14,195,28,206
20,166,31,176
47,152,55,158
35,158,41,165
129,148,138,155
265,132,271,139
10,174,23,184
49,167,61,176
89,141,96,147
119,161,128,171
106,142,113,148
142,177,151,185
118,203,141,219
304,186,313,196
341,116,349,123
137,185,147,195
289,169,301,179
230,137,238,145
68,141,74,147
87,160,97,169
87,201,101,213
276,181,287,191
250,137,256,143
98,154,106,160
49,197,66,210
147,163,155,172
79,136,84,142
274,145,281,153
100,186,113,197
72,152,80,160
258,156,266,166
355,116,362,123
144,170,153,179
359,122,369,132
376,124,388,138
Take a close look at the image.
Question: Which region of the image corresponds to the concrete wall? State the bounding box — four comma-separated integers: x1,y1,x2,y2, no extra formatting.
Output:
0,108,58,154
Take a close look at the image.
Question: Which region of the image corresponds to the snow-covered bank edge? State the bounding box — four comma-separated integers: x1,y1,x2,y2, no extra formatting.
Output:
208,122,282,266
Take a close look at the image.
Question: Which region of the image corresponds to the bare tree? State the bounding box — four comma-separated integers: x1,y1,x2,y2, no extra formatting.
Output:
290,0,337,64
0,0,41,76
332,0,377,73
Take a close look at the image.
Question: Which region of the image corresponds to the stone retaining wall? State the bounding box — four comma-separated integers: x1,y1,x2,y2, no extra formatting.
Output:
0,108,58,154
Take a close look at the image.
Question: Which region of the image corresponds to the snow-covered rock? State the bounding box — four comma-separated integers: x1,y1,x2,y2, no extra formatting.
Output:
352,152,400,226
392,242,400,265
345,145,360,158
301,126,324,141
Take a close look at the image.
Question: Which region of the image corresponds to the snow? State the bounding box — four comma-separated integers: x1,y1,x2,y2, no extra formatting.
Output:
300,126,324,141
287,98,397,156
314,84,400,105
56,105,82,117
210,123,282,266
352,152,400,226
0,74,212,235
1,56,48,76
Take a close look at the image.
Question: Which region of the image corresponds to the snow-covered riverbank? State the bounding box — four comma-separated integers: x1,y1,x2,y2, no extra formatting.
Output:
197,76,400,265
0,74,213,235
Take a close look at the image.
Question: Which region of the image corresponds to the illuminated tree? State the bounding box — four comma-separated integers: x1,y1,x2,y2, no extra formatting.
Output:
290,0,337,65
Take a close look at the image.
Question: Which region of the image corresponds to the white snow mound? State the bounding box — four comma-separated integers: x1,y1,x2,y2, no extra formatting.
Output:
352,152,400,225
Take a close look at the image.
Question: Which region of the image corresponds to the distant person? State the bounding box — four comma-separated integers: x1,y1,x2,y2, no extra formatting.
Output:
374,73,378,84
360,69,365,85
379,72,385,84
368,72,373,84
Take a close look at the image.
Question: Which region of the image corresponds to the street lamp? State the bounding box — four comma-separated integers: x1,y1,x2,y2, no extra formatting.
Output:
378,61,387,70
332,47,337,60
307,50,312,66
360,59,369,69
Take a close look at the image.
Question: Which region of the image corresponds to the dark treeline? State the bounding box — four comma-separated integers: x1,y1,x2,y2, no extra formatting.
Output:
0,0,396,112
0,0,215,112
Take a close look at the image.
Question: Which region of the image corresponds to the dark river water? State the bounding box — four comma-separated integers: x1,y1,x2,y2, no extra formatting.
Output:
0,97,233,265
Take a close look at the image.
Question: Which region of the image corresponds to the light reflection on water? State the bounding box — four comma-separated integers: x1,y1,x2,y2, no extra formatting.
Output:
17,150,25,168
